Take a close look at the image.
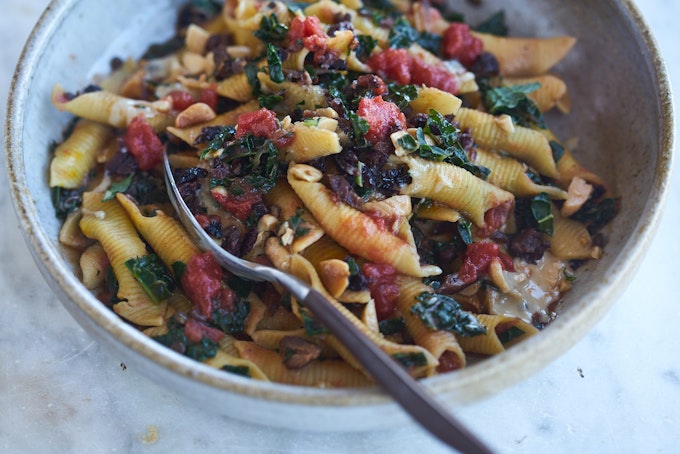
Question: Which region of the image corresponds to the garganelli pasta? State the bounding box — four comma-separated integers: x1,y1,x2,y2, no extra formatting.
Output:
48,0,619,385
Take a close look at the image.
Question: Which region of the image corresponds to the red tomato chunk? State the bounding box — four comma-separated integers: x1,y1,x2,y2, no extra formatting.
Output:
288,15,326,51
442,23,484,67
367,48,460,94
210,185,263,221
362,262,400,320
167,90,196,111
235,108,279,139
181,252,225,318
458,242,514,284
357,96,407,144
123,115,164,170
184,317,225,344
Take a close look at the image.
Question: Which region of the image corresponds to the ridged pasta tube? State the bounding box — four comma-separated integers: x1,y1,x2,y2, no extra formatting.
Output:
288,163,440,277
455,107,559,178
397,155,514,227
79,192,166,326
50,119,114,188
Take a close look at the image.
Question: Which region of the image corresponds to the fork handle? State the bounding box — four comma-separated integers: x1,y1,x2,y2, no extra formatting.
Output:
301,289,492,454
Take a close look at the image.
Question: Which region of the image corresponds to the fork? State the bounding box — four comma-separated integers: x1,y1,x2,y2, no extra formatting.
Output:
162,152,492,453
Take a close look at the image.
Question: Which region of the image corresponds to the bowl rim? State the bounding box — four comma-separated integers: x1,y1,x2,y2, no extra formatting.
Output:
4,0,675,409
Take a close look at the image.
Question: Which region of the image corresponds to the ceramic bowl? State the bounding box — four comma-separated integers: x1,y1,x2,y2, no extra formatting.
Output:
6,0,673,431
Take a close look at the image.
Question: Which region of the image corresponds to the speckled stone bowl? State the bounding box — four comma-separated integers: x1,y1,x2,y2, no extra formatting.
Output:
6,0,673,430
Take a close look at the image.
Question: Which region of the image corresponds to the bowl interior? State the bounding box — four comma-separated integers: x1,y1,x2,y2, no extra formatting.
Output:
6,0,673,430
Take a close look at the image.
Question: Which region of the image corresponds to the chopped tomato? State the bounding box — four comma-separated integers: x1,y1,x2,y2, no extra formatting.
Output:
442,23,484,67
367,48,412,85
410,58,459,94
167,90,196,111
184,317,225,343
362,262,400,320
199,88,218,112
476,200,513,238
357,96,407,144
123,115,164,170
181,252,224,318
210,184,263,221
458,242,514,284
367,48,460,94
235,108,279,139
436,350,463,373
289,16,326,51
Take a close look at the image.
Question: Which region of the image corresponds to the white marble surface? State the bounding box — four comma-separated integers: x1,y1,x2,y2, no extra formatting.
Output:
2,1,679,452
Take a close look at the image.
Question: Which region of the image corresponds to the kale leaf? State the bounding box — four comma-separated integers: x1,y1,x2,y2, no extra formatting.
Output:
474,11,508,36
102,173,134,202
482,82,546,129
254,14,288,43
211,299,250,333
51,186,83,219
411,292,486,336
124,254,176,303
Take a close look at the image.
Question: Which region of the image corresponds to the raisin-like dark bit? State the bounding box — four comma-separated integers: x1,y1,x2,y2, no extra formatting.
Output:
205,34,233,53
328,174,364,209
106,146,138,176
509,228,550,263
327,21,354,37
221,225,243,256
470,52,500,79
175,166,208,184
177,178,203,214
239,227,259,257
279,336,322,369
194,126,225,145
333,148,360,176
204,215,223,239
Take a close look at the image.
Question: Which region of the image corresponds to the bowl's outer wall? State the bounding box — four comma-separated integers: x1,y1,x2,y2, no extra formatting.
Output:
6,0,673,431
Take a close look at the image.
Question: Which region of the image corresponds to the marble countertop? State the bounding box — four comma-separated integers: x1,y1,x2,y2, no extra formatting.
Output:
2,1,678,452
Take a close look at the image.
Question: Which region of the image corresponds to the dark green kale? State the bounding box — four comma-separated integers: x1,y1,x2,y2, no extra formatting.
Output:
265,43,285,83
515,193,554,235
388,17,442,54
199,125,236,158
185,337,218,361
531,192,554,236
258,93,284,109
411,292,486,336
474,11,508,36
348,110,370,147
384,83,419,110
392,352,428,369
254,14,289,43
124,254,176,303
355,34,378,60
102,174,134,202
191,0,222,16
154,318,218,361
221,365,251,377
142,36,185,60
457,218,473,245
481,82,546,129
496,325,526,345
388,18,420,48
227,275,254,298
171,261,186,281
405,110,490,179
287,208,311,238
105,265,123,304
51,186,83,219
378,317,406,336
570,197,620,234
549,140,565,163
300,307,329,336
208,134,281,192
212,299,250,333
244,62,262,95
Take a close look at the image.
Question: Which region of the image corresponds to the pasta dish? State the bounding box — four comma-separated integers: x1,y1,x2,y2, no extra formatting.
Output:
48,0,618,386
